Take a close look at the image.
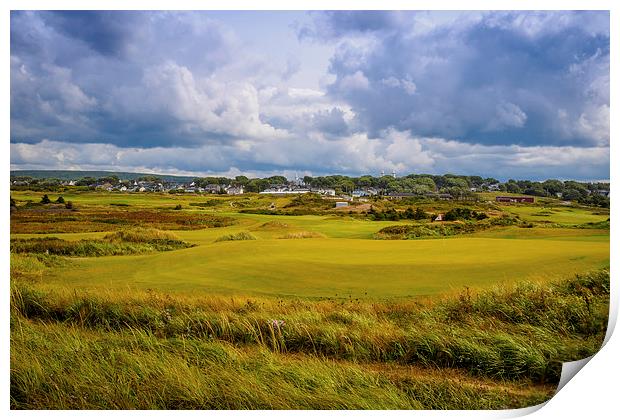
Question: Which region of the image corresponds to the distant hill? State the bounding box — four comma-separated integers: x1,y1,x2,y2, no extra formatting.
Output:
10,170,195,183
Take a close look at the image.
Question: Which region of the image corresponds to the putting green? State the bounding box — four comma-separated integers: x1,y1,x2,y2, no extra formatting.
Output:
44,233,608,298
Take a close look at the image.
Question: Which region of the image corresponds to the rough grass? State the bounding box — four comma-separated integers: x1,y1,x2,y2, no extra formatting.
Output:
279,231,325,239
256,221,290,229
11,228,193,257
11,270,609,387
10,206,235,234
374,215,531,239
214,231,257,242
10,318,555,409
103,227,183,243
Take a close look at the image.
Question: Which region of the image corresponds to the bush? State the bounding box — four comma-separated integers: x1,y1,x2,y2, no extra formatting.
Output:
444,207,487,221
55,196,65,204
65,201,74,210
40,195,51,204
374,223,478,239
174,204,182,210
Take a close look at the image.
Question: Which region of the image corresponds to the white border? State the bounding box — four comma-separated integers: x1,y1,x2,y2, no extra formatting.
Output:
2,1,616,419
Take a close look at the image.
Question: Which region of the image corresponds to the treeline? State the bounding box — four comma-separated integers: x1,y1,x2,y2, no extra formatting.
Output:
502,179,609,207
10,173,610,207
193,176,287,193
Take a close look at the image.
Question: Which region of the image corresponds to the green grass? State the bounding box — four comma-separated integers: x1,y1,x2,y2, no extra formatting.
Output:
502,205,609,225
10,192,609,298
9,190,610,409
35,234,607,298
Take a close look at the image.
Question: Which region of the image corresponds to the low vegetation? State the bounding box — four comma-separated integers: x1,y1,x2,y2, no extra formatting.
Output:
214,231,257,242
10,205,235,233
11,228,193,257
10,269,608,409
279,231,325,239
374,214,536,240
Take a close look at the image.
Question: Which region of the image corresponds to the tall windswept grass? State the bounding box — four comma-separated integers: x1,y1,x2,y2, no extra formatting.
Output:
11,270,609,385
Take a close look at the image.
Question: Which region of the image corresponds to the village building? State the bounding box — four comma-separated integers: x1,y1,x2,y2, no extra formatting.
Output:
226,185,244,195
495,196,535,203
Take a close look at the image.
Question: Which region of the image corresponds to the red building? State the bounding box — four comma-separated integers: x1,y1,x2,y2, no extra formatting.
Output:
495,196,535,203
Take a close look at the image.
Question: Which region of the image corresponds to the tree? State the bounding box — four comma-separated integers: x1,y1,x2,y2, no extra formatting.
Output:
55,196,65,204
40,194,51,204
137,175,162,183
414,207,427,220
562,189,583,201
505,182,521,193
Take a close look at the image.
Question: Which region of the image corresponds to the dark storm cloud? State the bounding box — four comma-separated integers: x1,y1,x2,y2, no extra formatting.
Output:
42,11,143,57
10,11,255,148
309,11,609,147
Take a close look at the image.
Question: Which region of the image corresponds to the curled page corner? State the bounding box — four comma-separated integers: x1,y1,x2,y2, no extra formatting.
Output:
556,355,594,393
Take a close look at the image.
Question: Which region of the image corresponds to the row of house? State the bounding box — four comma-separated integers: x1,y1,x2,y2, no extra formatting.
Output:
88,180,246,195
259,185,337,196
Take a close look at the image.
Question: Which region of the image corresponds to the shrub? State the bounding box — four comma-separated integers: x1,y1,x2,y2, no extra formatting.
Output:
174,204,183,210
55,196,65,204
40,195,51,204
65,201,74,210
444,207,487,221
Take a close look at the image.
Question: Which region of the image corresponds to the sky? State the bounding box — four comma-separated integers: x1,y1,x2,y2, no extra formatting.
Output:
9,10,610,181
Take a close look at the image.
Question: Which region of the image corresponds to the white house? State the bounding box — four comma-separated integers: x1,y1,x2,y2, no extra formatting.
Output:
226,185,244,195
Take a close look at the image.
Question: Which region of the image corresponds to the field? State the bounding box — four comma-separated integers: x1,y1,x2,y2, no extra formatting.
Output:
10,190,610,409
